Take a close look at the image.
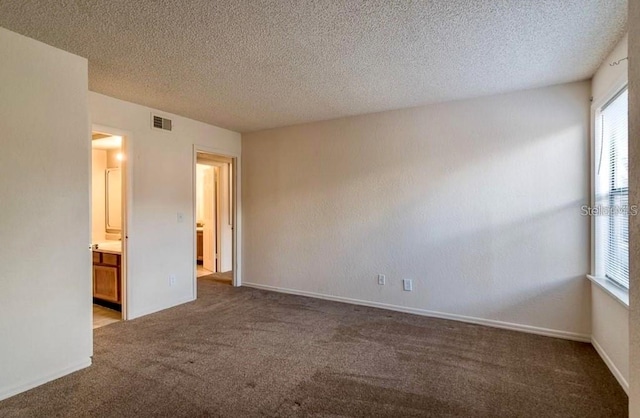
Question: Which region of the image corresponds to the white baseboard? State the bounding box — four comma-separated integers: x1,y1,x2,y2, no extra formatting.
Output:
242,282,591,342
591,337,629,394
0,359,92,402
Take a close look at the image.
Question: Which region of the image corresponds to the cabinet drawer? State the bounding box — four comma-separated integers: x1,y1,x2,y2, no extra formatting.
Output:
102,253,120,266
92,251,101,263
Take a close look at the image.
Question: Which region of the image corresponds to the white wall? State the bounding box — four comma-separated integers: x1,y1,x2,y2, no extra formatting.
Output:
242,81,591,340
89,93,241,319
92,149,107,242
0,27,91,400
592,34,629,102
628,0,640,414
589,34,629,394
592,287,629,390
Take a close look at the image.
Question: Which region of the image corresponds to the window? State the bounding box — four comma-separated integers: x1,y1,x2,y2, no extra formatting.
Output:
594,87,629,290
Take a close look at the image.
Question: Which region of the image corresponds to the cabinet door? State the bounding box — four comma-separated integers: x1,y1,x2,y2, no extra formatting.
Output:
93,266,120,303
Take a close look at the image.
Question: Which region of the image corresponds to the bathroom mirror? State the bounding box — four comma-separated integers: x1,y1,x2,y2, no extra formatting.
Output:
105,168,122,233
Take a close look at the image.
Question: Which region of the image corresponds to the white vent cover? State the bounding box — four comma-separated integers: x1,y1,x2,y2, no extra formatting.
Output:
151,114,172,132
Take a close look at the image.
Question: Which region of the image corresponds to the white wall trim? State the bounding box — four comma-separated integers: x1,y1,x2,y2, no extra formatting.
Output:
0,359,92,402
242,282,591,342
592,336,629,394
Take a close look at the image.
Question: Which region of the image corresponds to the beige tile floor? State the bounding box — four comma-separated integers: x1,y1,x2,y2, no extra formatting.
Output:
197,265,213,278
93,304,121,329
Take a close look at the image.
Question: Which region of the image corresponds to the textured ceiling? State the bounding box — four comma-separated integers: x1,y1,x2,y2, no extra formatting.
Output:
0,1,627,132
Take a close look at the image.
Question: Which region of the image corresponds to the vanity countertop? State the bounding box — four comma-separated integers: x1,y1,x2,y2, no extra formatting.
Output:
93,241,122,255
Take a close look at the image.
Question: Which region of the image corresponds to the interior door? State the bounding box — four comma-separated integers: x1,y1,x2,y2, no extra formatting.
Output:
214,166,220,272
202,166,216,272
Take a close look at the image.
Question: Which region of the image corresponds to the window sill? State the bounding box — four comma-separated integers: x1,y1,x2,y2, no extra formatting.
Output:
587,275,629,308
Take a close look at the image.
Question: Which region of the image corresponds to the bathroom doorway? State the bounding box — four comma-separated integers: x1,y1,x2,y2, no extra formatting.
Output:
90,128,128,328
195,151,235,286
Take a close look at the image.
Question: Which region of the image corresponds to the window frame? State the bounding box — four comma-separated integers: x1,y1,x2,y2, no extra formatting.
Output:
590,77,630,296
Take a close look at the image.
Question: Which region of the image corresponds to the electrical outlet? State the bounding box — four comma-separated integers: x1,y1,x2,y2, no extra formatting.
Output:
377,274,386,285
403,279,412,291
169,275,176,286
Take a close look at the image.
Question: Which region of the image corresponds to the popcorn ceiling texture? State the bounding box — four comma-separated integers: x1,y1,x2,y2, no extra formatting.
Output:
0,0,627,132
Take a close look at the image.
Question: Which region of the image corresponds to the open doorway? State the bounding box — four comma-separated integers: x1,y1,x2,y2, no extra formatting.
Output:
91,130,127,328
195,152,235,286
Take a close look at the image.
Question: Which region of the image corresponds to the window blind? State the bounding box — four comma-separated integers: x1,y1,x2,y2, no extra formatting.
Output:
595,87,629,289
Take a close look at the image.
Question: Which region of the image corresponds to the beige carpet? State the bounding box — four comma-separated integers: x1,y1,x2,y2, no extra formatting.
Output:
0,278,627,417
202,270,233,284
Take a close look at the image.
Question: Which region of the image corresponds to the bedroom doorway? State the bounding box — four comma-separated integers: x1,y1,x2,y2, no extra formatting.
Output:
194,151,235,287
90,127,129,328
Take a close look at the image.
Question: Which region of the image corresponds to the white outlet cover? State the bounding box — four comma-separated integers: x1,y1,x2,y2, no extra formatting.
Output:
403,279,412,291
377,274,386,285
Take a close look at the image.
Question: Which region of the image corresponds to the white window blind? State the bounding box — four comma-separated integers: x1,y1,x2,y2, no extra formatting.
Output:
595,87,629,289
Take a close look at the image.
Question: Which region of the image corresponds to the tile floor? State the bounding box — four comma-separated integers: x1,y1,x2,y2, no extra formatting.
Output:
93,304,121,329
197,265,213,278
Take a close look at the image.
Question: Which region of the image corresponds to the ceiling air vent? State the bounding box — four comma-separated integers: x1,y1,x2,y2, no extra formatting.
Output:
151,114,172,132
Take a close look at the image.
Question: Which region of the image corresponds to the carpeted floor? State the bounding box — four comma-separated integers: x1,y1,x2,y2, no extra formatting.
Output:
204,271,234,284
0,278,628,417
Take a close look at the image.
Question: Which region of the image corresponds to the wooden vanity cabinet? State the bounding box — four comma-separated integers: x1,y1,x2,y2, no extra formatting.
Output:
92,251,121,304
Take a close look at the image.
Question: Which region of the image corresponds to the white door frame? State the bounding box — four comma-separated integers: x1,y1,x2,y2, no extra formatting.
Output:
92,123,132,321
192,145,242,296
